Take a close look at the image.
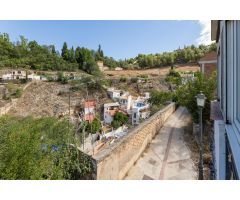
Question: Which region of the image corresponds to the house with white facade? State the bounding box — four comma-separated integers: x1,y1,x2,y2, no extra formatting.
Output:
115,67,123,71
119,94,133,111
107,88,122,99
103,102,120,124
132,98,150,125
28,74,47,81
107,88,129,100
2,70,26,80
211,20,240,179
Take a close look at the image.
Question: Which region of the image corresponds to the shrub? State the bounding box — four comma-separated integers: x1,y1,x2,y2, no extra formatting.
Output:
14,88,23,98
57,72,68,84
175,71,217,123
111,112,128,129
20,78,28,84
86,118,101,134
168,69,180,77
165,69,182,86
111,120,122,129
46,75,54,82
131,77,138,83
0,116,94,180
148,90,173,106
57,71,64,82
119,76,127,82
61,76,69,84
138,74,148,79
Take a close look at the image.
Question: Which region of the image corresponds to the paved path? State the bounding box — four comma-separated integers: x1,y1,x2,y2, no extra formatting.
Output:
124,107,197,180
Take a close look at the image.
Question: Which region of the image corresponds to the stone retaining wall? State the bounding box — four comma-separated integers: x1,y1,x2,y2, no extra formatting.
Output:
93,102,176,180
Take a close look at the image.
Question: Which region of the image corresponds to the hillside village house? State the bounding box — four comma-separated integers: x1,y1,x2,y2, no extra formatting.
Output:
132,98,150,125
2,70,26,80
103,102,121,124
84,100,96,122
211,20,240,179
107,88,129,100
115,67,123,71
198,51,217,76
119,94,133,112
97,61,109,71
1,70,47,81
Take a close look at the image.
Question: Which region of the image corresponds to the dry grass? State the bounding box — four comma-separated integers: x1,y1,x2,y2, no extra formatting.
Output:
104,65,200,78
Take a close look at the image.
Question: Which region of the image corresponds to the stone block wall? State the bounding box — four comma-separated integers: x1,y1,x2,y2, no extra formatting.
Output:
93,102,176,180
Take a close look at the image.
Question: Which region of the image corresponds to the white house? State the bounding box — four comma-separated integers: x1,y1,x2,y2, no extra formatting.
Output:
107,88,121,99
107,88,129,100
2,73,12,80
103,102,120,124
132,99,150,125
115,67,123,71
211,20,240,180
119,94,133,111
2,70,26,80
28,74,47,81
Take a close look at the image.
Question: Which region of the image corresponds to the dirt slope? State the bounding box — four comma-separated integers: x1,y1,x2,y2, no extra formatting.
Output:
8,82,72,118
104,65,200,78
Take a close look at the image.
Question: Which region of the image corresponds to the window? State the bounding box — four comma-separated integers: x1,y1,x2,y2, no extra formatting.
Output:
226,135,239,179
236,21,240,123
220,26,226,118
226,21,234,123
232,20,240,134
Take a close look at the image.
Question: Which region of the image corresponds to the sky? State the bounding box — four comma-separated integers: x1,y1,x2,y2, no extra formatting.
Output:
0,20,212,60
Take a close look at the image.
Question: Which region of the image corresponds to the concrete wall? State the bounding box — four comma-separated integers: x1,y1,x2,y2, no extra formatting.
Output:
93,102,176,180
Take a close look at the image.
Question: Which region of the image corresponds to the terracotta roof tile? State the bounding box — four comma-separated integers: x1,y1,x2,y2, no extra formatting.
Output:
199,51,217,62
84,100,96,108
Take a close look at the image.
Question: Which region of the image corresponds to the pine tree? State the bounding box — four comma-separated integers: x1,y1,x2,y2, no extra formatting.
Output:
69,46,75,63
98,44,104,58
61,42,69,61
51,45,56,54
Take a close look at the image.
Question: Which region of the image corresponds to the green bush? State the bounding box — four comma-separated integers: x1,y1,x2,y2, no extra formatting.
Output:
165,69,182,86
57,71,69,84
148,90,173,106
138,74,148,79
111,112,128,129
131,77,138,83
111,120,122,129
86,118,101,134
0,116,93,180
175,71,217,123
13,88,23,98
46,75,54,82
168,69,180,77
119,76,127,82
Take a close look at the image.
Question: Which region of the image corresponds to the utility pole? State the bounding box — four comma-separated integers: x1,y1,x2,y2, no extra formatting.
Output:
68,87,71,131
196,91,206,180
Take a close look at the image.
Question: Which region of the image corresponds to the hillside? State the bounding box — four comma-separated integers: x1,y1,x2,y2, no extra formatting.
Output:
104,64,200,78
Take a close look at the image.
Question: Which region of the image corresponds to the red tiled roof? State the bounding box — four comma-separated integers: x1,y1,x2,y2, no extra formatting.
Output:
106,109,128,117
84,100,96,108
199,51,217,62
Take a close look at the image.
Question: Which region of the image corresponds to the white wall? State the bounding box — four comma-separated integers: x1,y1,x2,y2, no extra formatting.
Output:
214,120,226,179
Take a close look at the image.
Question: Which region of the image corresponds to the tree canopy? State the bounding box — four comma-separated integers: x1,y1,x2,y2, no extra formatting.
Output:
0,32,217,73
0,116,94,180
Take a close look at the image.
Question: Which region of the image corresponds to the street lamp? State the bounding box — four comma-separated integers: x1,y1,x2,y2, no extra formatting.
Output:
196,91,206,180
